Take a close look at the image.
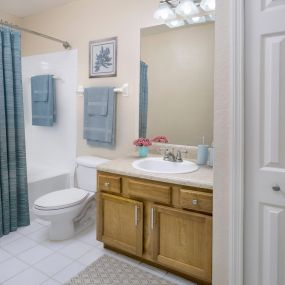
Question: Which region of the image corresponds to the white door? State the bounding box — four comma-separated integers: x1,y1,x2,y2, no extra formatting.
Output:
245,1,285,285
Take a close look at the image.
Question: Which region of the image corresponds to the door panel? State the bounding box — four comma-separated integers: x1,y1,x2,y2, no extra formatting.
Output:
152,205,212,282
260,204,285,284
262,33,285,168
99,193,143,256
245,0,285,284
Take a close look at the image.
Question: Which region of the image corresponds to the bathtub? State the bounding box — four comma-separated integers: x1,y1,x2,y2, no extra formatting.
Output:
27,164,71,220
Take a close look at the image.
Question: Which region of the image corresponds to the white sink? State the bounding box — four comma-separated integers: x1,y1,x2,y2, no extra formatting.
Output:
132,157,199,174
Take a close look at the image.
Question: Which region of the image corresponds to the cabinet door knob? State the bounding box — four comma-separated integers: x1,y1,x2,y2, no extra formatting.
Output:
104,182,110,187
272,185,281,191
192,199,198,205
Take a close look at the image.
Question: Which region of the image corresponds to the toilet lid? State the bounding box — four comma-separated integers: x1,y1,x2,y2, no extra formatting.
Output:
34,188,89,210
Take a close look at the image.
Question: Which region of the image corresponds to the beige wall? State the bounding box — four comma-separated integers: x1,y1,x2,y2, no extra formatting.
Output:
0,10,21,24
141,23,214,145
19,0,159,159
213,0,231,284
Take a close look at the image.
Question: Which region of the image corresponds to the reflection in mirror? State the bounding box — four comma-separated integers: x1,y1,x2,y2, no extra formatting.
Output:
139,22,214,146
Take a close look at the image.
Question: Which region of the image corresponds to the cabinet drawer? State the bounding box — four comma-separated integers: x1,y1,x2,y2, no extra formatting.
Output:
98,174,121,194
124,179,171,204
179,189,212,213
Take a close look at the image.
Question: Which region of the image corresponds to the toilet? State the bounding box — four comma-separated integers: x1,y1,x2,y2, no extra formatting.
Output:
33,156,109,240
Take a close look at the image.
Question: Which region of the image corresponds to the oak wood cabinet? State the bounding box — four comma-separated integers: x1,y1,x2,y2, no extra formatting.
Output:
152,205,212,283
96,193,143,256
96,171,213,285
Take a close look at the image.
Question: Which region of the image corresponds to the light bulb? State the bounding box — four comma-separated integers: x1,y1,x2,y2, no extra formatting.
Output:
175,0,199,17
154,2,176,21
166,19,185,28
186,16,206,24
200,0,216,12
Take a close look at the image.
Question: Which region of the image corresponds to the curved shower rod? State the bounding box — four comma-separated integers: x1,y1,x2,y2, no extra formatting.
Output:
0,19,71,50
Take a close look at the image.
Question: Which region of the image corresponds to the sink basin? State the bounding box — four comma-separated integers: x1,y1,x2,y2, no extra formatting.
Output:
132,157,199,174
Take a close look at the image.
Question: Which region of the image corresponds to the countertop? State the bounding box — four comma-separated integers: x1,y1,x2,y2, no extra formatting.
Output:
97,155,213,190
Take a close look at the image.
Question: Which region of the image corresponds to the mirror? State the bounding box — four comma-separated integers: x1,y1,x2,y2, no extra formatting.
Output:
139,22,214,146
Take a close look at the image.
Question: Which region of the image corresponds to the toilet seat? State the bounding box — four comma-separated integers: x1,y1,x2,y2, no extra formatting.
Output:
34,188,89,211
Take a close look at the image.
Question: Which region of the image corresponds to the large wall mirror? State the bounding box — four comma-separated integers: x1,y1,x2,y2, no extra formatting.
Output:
139,22,215,146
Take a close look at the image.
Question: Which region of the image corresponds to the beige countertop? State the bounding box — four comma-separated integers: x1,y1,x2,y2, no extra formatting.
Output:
97,155,213,190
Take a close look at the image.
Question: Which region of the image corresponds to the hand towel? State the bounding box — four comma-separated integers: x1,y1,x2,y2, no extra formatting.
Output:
83,87,116,148
31,75,56,126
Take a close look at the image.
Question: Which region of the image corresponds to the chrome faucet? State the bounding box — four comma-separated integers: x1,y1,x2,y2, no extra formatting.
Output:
164,149,176,162
163,149,187,162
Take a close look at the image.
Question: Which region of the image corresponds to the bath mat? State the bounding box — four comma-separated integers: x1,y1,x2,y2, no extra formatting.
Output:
64,254,177,285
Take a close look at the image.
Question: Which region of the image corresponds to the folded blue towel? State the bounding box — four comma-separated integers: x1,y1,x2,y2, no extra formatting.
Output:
83,87,116,148
87,92,108,116
31,75,56,126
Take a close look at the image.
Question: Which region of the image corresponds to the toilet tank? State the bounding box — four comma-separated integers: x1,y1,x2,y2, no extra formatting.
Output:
76,156,110,192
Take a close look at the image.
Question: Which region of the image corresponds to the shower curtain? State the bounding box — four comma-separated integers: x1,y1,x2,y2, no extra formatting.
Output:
139,61,148,138
0,27,30,237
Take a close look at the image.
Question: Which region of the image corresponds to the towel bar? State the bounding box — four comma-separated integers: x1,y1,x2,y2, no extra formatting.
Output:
77,83,129,97
113,83,129,96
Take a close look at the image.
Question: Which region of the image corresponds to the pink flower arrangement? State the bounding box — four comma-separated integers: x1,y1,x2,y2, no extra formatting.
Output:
133,138,152,147
152,136,169,143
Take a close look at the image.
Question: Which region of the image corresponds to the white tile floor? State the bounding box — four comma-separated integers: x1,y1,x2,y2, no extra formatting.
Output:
0,219,196,285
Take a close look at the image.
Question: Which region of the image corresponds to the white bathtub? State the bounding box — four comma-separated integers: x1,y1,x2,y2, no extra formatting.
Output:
27,164,71,220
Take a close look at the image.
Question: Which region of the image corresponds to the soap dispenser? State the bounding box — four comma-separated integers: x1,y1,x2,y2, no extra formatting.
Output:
197,136,209,165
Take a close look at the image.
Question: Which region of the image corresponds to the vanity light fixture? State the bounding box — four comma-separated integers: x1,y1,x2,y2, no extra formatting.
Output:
166,19,185,28
175,0,199,17
153,0,216,28
206,12,215,21
187,16,206,24
153,2,176,21
200,0,216,12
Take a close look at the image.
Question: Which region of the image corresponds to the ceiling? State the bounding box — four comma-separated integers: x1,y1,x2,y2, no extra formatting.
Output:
0,0,77,17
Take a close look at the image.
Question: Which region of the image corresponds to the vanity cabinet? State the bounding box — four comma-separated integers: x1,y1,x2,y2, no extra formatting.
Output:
96,171,213,285
152,205,212,282
97,193,143,256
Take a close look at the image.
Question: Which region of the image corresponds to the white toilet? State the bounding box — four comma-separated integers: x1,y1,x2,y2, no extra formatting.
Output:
33,156,109,241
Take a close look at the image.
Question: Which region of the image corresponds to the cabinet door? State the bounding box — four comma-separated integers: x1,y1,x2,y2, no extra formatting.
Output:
98,193,143,256
152,205,212,282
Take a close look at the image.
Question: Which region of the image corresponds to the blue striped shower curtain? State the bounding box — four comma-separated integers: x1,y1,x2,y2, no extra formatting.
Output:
139,61,148,138
0,27,30,237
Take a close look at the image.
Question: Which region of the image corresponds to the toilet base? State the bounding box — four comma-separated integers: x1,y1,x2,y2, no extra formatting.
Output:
44,200,96,241
48,220,75,240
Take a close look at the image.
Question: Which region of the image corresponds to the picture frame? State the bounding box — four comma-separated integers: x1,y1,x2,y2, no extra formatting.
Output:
89,37,117,78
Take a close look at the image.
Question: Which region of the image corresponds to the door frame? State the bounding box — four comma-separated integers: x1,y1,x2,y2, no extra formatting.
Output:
229,0,245,284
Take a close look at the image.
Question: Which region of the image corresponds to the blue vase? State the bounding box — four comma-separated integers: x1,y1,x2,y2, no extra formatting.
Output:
138,146,149,158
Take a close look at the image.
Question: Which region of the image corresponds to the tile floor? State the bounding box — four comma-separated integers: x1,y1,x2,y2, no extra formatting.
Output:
0,219,196,285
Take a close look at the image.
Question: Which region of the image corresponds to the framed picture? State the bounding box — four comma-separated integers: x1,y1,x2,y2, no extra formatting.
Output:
89,37,117,78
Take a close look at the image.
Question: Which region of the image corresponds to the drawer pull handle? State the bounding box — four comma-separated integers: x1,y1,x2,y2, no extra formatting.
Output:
151,208,155,230
192,199,198,205
134,205,139,226
104,182,110,187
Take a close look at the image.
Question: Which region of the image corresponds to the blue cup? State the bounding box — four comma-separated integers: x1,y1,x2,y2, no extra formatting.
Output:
197,145,209,165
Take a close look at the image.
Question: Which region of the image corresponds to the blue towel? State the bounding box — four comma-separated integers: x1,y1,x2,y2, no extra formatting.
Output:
31,75,56,126
83,87,116,148
87,92,108,116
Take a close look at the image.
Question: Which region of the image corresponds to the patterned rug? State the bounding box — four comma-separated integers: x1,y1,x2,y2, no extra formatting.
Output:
65,254,177,285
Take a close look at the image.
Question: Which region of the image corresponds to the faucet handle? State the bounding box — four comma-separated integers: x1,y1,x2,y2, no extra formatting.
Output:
162,148,170,161
176,149,188,162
